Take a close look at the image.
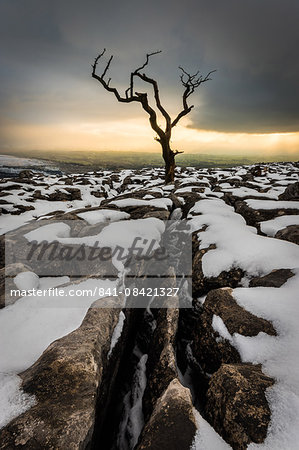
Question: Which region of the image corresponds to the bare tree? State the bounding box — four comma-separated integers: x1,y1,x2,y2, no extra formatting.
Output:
92,50,215,183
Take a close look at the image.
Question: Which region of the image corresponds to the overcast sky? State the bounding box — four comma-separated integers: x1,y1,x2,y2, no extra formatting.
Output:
1,0,299,155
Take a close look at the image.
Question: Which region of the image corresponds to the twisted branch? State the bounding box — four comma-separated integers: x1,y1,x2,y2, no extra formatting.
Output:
92,49,139,103
172,67,216,128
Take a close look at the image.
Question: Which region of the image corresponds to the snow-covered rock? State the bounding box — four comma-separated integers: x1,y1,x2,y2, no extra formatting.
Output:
13,271,39,291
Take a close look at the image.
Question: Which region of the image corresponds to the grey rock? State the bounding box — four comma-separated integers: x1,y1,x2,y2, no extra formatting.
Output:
250,268,295,287
205,363,274,449
137,379,197,450
275,225,299,245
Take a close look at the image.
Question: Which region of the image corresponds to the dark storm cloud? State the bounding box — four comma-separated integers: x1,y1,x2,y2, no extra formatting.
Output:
0,0,298,133
185,0,299,132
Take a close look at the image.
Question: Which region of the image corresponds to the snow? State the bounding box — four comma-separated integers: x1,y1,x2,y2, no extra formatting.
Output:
230,272,299,449
212,315,233,343
126,353,148,448
110,197,172,210
191,409,231,449
175,186,204,194
221,186,279,199
117,348,148,449
24,222,71,243
0,154,46,168
0,374,37,429
245,199,299,210
34,276,70,292
0,179,107,235
13,272,39,291
235,168,247,176
77,209,130,225
212,314,243,350
25,218,165,251
260,215,299,237
7,276,70,306
108,311,125,358
143,194,155,199
0,278,117,373
188,198,299,278
0,200,69,235
24,217,165,272
180,177,200,185
203,187,224,198
162,184,175,190
275,180,298,186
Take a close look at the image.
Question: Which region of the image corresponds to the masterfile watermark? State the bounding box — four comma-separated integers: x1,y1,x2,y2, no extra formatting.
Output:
10,286,180,298
4,218,192,308
26,237,168,263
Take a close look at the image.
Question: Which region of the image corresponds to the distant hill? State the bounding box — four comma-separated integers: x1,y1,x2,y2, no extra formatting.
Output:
1,149,297,172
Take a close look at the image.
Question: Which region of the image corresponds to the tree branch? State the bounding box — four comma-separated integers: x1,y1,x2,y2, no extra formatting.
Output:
135,71,172,135
129,51,161,97
135,51,162,73
129,51,171,135
135,91,165,140
101,54,113,78
171,67,216,128
92,49,139,103
173,149,184,155
171,105,194,128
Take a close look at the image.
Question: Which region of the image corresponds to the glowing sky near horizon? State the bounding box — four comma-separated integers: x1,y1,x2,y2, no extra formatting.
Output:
2,118,299,156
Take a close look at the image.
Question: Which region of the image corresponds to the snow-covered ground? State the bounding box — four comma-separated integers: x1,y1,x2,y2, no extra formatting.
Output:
260,215,299,237
0,155,48,168
0,160,299,448
188,198,299,277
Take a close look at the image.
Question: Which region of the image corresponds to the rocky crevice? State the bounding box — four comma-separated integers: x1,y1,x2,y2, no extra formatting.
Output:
103,188,280,450
0,201,277,450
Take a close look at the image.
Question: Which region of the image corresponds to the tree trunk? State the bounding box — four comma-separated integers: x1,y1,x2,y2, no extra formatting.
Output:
161,138,175,183
165,154,175,183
